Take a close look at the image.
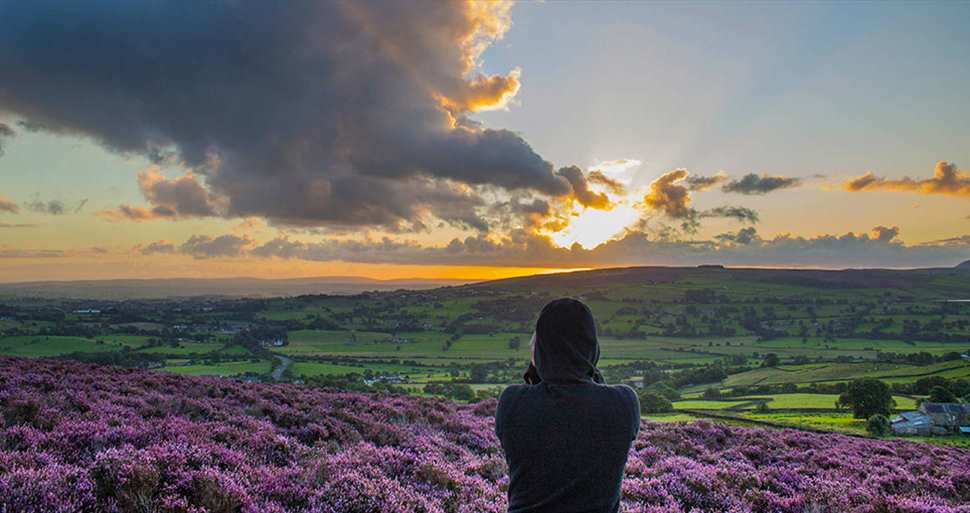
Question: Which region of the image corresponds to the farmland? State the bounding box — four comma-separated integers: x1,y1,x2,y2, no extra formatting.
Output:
1,264,969,440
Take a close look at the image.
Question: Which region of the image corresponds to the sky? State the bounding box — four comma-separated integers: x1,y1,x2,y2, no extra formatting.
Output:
1,0,970,282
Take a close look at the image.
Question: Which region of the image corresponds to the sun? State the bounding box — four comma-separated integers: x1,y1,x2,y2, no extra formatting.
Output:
549,202,639,249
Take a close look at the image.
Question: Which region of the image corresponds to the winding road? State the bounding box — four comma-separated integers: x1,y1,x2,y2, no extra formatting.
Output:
271,355,292,381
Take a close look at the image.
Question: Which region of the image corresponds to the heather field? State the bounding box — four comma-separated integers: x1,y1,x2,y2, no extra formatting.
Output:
2,357,970,513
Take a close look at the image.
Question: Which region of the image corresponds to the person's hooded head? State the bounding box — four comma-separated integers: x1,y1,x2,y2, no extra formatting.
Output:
526,298,604,385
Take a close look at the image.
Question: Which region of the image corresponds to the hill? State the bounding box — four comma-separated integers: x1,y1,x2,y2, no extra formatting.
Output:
2,357,969,512
0,276,469,299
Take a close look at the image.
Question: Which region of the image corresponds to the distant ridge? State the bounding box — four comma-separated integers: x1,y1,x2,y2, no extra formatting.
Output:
0,276,469,300
956,260,970,269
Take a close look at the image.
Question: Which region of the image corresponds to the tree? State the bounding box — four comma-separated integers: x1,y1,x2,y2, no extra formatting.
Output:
637,392,673,414
702,387,722,400
838,379,895,419
508,336,521,351
866,414,891,437
645,382,681,401
761,353,780,367
928,385,957,403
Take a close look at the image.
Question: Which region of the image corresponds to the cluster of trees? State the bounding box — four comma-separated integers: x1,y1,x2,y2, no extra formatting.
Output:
637,382,681,413
304,373,404,394
891,376,970,400
423,383,476,402
58,348,166,369
837,379,895,419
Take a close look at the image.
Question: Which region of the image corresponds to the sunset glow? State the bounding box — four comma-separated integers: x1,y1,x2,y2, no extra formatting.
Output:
1,2,968,281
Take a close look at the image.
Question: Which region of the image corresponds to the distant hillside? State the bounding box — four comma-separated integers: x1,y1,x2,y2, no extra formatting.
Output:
957,259,970,270
2,357,969,512
470,264,970,298
0,276,469,299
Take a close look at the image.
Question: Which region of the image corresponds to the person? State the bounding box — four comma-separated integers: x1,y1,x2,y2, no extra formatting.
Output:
495,298,641,513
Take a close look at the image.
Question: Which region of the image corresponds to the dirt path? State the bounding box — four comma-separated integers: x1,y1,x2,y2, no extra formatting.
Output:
271,355,292,381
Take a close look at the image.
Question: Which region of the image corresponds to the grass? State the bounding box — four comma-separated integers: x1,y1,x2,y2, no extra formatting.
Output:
137,341,225,356
719,360,970,390
0,335,128,357
642,412,699,423
289,360,454,382
158,360,272,377
672,393,918,411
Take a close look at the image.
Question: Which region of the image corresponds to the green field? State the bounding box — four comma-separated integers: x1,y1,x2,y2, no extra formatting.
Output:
718,361,970,390
672,393,918,411
137,341,225,356
158,360,271,377
0,335,128,357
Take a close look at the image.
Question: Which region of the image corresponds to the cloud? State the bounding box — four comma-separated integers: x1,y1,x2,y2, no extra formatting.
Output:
685,172,729,192
642,169,694,220
231,225,970,269
556,166,613,210
0,248,65,259
843,161,970,198
25,199,64,215
138,241,176,255
715,227,760,245
178,234,253,259
0,0,597,231
0,122,14,156
0,195,19,214
586,170,627,195
97,205,176,222
701,205,760,224
723,173,802,195
869,225,900,243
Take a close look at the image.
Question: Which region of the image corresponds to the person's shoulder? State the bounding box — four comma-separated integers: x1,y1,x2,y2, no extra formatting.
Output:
602,384,639,410
497,383,529,406
604,383,638,400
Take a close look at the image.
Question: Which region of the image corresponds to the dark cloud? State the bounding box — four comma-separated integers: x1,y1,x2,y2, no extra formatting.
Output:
139,241,176,255
25,199,66,215
685,173,729,192
0,0,590,230
178,234,252,259
843,162,970,197
869,225,900,243
715,227,759,245
556,166,613,209
0,195,18,214
97,204,176,222
723,173,802,195
640,170,759,233
701,206,760,224
0,122,14,156
233,225,970,269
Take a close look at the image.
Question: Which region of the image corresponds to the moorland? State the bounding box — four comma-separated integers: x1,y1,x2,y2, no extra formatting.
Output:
2,264,970,444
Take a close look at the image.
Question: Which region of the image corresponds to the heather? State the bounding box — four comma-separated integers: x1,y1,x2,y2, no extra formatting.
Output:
2,357,969,513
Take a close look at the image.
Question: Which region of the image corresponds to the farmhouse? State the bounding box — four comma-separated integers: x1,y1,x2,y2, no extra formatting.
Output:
892,402,970,435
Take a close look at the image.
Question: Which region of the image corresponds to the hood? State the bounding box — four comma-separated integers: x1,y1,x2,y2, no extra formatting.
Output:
532,298,604,384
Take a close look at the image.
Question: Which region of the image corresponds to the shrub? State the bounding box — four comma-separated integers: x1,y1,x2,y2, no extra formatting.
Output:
637,391,673,414
866,414,891,437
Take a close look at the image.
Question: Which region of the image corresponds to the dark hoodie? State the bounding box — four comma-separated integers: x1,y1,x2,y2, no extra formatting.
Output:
495,298,640,513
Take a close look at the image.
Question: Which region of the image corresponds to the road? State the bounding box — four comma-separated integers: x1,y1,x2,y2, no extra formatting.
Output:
271,355,292,381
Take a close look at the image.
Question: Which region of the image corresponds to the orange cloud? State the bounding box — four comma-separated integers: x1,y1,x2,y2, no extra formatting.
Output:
98,166,223,221
0,194,18,214
643,169,694,219
843,161,970,197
